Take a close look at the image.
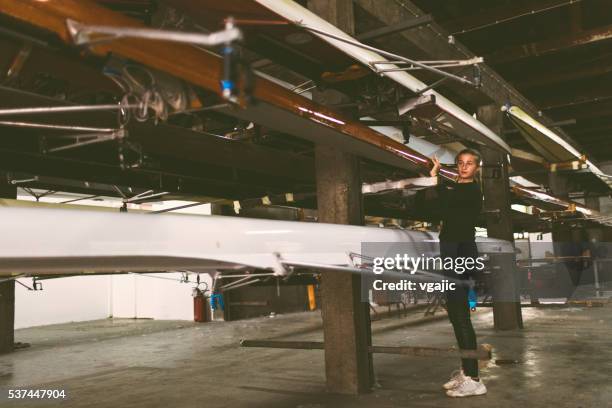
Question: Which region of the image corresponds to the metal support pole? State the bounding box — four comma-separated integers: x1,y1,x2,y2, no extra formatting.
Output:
240,340,492,360
0,120,117,133
0,103,137,116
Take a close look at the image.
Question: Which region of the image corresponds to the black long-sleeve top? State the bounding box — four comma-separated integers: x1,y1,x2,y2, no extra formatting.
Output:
414,177,483,242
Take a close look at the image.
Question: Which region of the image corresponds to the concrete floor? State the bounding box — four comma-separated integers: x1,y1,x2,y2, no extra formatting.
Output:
1,302,611,408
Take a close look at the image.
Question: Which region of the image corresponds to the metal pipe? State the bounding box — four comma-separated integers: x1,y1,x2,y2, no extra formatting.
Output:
414,76,450,95
0,274,25,283
130,189,153,199
46,134,121,153
151,202,206,214
54,132,116,140
219,275,252,290
112,185,128,199
10,177,38,185
222,278,261,291
282,260,463,284
296,23,478,86
0,120,117,133
127,272,192,283
168,103,230,116
282,260,370,274
290,80,314,91
67,19,242,47
295,85,317,95
0,104,139,116
150,198,226,214
372,59,481,65
0,26,50,48
59,194,100,204
241,340,324,350
217,273,276,279
377,63,476,72
240,340,491,360
375,61,483,71
125,191,169,203
370,345,490,360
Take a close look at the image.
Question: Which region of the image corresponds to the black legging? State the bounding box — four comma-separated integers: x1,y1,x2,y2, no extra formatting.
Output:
440,241,479,378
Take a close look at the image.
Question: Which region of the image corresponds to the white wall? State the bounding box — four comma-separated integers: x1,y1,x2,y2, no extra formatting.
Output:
15,275,110,329
528,232,554,260
15,272,213,329
110,273,212,320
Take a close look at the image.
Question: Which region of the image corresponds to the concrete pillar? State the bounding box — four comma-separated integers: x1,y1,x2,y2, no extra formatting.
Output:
548,172,578,296
315,146,372,394
307,0,372,394
548,172,571,244
0,174,16,353
585,194,600,212
548,172,569,200
478,105,523,330
0,281,15,354
584,196,602,255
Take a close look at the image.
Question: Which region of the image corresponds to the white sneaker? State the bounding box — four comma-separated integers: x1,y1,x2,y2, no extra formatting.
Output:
446,377,487,397
442,369,467,390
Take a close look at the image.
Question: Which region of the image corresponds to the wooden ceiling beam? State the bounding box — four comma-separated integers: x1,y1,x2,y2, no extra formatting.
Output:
515,55,612,88
487,23,612,64
533,85,612,110
441,0,580,35
546,99,612,119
